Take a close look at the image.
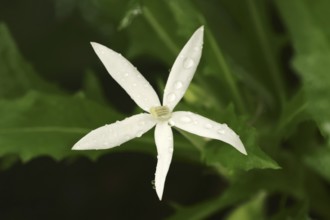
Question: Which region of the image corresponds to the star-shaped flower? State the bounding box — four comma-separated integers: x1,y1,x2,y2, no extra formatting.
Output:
73,26,247,200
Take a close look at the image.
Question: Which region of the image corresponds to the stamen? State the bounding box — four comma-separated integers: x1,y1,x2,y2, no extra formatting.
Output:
150,106,171,121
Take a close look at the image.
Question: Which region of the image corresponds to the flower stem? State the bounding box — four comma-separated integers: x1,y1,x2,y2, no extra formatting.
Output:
205,30,246,113
142,6,179,55
247,0,286,106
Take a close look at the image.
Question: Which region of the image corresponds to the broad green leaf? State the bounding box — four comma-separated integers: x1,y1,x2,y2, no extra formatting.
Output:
0,23,59,99
173,100,279,174
0,91,198,162
201,106,279,174
276,0,330,145
0,91,120,161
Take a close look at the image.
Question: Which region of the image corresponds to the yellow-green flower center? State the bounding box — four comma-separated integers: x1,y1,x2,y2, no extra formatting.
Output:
150,106,171,121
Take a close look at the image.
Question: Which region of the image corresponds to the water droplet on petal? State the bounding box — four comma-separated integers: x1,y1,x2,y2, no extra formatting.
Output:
174,81,183,89
194,45,201,51
183,57,194,69
166,93,176,102
205,123,213,129
151,180,156,189
217,129,225,134
136,130,143,137
180,116,192,123
169,120,175,126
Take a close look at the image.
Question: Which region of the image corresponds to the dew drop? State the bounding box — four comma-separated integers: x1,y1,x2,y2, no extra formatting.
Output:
217,129,225,134
151,180,156,189
174,81,183,89
194,45,201,51
183,57,194,69
138,120,146,126
136,130,143,137
205,123,213,129
166,93,176,102
180,116,192,123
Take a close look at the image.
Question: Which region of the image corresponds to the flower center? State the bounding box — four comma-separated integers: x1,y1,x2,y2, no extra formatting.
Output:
150,106,171,121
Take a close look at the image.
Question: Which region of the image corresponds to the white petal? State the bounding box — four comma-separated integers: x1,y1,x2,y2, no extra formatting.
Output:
154,122,173,200
163,26,204,110
72,113,156,150
91,42,161,112
170,111,247,155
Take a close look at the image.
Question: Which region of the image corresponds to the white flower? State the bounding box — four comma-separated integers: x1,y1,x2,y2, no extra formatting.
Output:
72,26,247,200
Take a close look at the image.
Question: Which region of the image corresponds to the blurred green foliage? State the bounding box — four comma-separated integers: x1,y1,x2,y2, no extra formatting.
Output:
0,0,330,219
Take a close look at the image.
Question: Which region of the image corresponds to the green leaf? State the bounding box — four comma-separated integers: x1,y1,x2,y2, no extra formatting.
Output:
201,106,279,174
0,23,59,99
0,91,198,162
0,91,119,161
276,0,330,145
